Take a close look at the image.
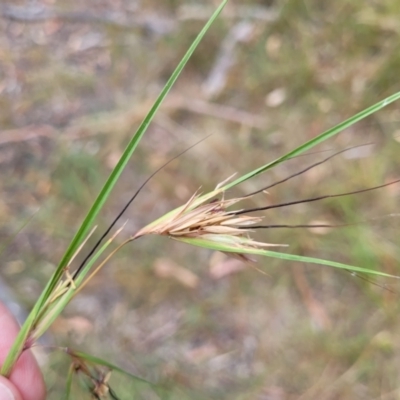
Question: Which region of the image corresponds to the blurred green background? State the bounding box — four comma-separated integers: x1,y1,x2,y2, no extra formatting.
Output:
1,0,400,398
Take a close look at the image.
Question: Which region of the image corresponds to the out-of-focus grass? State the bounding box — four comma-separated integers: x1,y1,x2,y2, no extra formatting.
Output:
1,0,400,398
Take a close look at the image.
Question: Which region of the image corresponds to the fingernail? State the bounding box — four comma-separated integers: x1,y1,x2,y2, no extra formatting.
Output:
0,382,15,400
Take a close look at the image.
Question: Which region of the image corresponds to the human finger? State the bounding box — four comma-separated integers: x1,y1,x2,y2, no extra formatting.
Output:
0,302,46,400
0,375,22,400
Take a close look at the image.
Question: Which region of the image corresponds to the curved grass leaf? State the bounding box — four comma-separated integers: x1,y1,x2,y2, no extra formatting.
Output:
220,91,400,192
177,237,400,279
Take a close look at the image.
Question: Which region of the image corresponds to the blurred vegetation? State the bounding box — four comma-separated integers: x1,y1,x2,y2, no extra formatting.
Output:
1,0,400,398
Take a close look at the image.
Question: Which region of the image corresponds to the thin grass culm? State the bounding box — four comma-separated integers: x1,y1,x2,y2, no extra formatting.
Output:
2,0,400,397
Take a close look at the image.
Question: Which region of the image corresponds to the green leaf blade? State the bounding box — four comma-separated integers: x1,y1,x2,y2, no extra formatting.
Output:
222,91,400,191
177,237,399,279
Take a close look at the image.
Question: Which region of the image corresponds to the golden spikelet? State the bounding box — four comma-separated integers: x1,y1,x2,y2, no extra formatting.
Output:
134,185,287,252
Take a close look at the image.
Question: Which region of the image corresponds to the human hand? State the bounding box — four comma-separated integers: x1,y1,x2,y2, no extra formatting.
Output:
0,302,46,400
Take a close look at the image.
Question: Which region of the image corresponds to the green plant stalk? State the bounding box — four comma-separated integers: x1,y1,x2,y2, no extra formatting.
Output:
0,235,114,376
0,279,53,377
30,238,117,343
0,0,227,378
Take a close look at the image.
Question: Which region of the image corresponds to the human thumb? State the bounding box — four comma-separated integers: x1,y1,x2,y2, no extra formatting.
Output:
0,376,22,400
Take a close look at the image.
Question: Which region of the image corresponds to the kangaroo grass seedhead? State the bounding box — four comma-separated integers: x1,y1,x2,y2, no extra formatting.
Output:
133,185,287,251
131,142,400,264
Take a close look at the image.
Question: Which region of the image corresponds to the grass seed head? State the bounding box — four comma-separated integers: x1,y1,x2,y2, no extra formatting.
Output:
134,188,286,252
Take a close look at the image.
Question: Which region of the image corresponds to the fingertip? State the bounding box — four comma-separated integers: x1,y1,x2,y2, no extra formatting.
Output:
0,304,20,361
0,302,46,400
9,350,46,400
0,375,22,400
